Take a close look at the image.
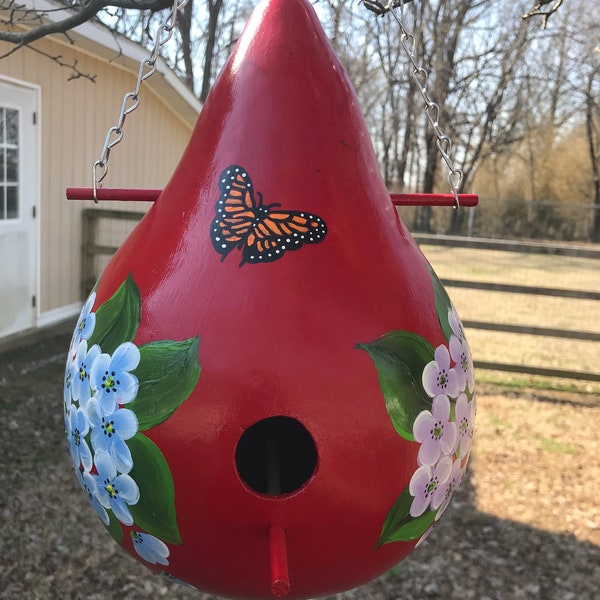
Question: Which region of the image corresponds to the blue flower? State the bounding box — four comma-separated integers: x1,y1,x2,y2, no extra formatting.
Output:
131,531,170,565
70,340,101,408
64,363,73,406
93,450,139,525
66,293,97,393
73,292,97,344
88,399,138,473
76,468,110,526
66,404,93,471
90,342,140,415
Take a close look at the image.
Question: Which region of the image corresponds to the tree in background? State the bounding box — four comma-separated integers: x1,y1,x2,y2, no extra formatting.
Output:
0,0,598,240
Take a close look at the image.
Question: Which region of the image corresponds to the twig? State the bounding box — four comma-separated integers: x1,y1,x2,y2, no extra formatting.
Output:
25,44,97,82
521,0,564,29
362,0,412,17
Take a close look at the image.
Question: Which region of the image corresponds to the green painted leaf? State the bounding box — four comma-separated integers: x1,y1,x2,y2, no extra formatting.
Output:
128,433,182,545
357,331,434,441
377,487,436,546
131,337,201,431
427,264,454,342
376,487,412,547
88,274,141,354
104,509,123,544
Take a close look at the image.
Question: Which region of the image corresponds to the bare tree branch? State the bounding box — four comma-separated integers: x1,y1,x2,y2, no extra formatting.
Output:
522,0,564,29
0,0,173,46
25,42,97,81
361,0,412,17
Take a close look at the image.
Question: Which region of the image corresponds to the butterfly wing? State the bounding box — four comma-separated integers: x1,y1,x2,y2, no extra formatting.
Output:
242,209,328,264
210,166,258,260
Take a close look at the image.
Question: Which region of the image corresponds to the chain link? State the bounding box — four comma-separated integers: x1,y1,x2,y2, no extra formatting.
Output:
389,1,464,208
92,0,190,201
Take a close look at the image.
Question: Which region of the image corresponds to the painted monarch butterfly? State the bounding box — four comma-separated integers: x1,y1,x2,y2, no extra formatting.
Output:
210,165,328,266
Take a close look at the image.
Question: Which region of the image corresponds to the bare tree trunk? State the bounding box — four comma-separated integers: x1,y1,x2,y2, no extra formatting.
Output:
178,0,195,93
585,72,600,242
447,16,530,234
200,0,224,103
413,129,436,232
397,81,416,192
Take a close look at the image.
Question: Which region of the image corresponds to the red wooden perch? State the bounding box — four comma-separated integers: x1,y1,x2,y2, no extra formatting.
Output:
66,187,478,207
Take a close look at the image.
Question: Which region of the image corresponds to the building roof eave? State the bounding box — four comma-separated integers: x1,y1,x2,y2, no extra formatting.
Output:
20,0,202,129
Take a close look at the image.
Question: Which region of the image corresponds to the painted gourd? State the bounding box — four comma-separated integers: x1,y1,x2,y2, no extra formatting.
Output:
63,0,476,597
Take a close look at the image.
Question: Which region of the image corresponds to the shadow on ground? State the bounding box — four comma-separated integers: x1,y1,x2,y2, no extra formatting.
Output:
1,325,598,599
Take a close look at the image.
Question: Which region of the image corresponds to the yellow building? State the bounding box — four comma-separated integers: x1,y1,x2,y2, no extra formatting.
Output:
0,0,200,339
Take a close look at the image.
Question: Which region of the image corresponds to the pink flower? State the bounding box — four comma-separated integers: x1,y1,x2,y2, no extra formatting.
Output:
455,393,476,458
450,335,474,394
413,395,457,466
422,345,459,398
409,456,453,517
434,458,466,520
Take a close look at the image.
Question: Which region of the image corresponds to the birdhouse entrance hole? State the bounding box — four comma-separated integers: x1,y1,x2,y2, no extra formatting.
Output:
235,417,318,496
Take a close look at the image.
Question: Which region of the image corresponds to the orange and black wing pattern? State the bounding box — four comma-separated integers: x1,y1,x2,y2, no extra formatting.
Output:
210,165,328,266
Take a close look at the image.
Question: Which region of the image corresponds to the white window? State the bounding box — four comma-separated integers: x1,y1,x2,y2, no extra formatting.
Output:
0,107,19,220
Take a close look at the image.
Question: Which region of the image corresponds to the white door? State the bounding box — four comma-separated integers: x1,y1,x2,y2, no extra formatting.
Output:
0,80,39,338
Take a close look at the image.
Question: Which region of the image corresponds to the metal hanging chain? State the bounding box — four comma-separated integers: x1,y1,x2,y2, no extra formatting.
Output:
388,1,464,209
92,0,191,202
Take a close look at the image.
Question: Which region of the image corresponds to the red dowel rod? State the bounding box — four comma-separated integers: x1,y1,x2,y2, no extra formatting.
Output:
269,524,290,597
66,187,478,207
66,188,162,202
391,193,479,207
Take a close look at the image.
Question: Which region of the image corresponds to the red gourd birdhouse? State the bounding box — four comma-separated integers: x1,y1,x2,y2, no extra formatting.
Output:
63,0,476,598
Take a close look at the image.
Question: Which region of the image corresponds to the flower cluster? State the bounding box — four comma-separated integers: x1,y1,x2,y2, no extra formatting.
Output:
409,307,476,531
64,292,169,566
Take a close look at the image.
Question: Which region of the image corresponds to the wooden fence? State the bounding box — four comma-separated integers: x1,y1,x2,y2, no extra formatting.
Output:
82,209,600,382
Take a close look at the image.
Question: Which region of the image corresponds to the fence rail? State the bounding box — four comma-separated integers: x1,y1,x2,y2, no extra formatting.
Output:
82,211,600,382
414,233,600,382
81,209,145,297
412,233,600,259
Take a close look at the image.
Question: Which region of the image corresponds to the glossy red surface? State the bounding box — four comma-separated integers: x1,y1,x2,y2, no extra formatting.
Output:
89,0,455,597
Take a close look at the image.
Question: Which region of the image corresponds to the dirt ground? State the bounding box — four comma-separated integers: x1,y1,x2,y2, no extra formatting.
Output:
1,326,599,600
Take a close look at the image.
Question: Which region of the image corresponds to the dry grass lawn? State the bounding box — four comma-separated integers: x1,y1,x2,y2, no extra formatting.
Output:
421,244,600,389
